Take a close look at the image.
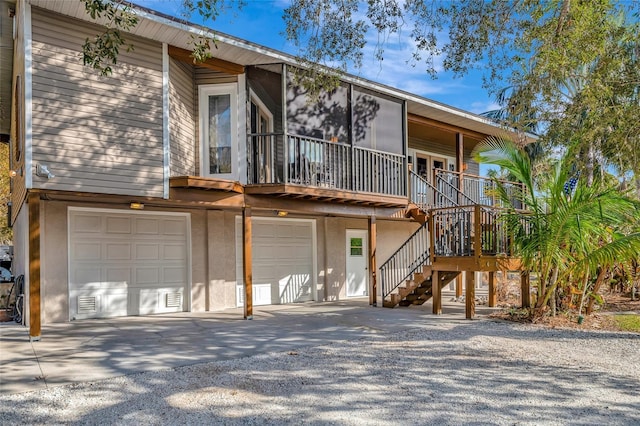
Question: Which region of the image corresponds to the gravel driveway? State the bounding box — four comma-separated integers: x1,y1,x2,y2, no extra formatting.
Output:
1,319,638,425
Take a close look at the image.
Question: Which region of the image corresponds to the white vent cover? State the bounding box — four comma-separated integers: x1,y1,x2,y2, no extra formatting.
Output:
165,292,182,308
78,296,97,313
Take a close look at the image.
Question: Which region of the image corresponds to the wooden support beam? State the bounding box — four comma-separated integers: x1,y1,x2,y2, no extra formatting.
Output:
456,274,463,298
28,192,41,341
242,207,253,320
432,270,442,315
456,132,465,205
168,45,245,75
521,270,531,309
368,216,377,306
488,271,497,307
465,271,475,319
456,132,465,173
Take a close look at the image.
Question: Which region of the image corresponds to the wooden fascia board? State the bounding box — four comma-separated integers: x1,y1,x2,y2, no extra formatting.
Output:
170,176,245,193
408,113,488,140
168,45,245,75
432,256,522,272
244,184,408,207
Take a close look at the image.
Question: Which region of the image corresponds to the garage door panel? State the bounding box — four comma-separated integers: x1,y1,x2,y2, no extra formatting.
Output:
163,244,187,261
105,268,132,286
134,218,160,234
106,216,132,234
163,266,186,283
236,218,314,307
163,219,187,235
135,267,160,285
72,214,103,233
106,243,131,260
134,243,160,260
73,242,102,261
72,268,104,289
138,289,159,315
69,209,189,320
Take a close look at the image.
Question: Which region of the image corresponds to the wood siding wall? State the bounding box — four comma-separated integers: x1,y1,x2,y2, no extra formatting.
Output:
193,69,238,175
29,8,164,197
169,58,196,176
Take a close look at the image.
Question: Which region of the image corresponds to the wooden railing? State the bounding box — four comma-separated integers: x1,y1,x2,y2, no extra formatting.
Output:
433,171,476,206
409,170,458,211
352,146,406,196
380,221,430,300
287,135,352,189
430,205,519,258
248,133,406,197
435,170,524,209
247,132,283,184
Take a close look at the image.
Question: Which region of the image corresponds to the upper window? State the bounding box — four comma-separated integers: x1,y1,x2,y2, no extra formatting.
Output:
199,84,238,178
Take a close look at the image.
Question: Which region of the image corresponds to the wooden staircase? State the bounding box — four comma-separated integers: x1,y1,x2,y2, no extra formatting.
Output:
383,265,460,308
405,203,427,225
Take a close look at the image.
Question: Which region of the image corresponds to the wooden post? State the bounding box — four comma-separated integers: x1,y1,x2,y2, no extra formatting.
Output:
432,270,441,314
455,275,463,298
488,271,496,307
456,133,464,174
28,192,41,341
407,162,412,201
473,205,482,259
520,270,531,309
465,271,475,319
456,133,464,204
242,207,253,320
368,216,377,306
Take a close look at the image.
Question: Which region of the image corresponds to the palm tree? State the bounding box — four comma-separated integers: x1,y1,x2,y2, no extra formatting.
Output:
474,136,640,317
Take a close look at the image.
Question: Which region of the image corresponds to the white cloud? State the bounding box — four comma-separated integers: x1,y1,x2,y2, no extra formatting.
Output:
468,101,501,115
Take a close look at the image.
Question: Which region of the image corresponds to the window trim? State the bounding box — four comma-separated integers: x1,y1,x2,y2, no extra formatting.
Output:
198,83,239,180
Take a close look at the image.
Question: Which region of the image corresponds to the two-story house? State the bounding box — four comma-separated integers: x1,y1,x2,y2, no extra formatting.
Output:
4,0,530,339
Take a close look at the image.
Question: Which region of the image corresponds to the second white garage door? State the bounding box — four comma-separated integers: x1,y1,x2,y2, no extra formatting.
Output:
236,217,316,306
68,208,190,320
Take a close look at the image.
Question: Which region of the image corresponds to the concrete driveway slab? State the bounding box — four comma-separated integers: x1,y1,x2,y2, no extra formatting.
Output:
1,296,498,395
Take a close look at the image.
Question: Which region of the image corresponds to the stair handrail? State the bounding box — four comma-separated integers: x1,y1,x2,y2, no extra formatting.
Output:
434,170,477,206
409,170,458,210
380,221,430,300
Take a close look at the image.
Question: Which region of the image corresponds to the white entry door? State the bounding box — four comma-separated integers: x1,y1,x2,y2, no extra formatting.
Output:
346,229,368,297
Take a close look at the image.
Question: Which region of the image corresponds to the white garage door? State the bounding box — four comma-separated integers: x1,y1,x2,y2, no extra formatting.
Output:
68,208,190,320
236,217,315,306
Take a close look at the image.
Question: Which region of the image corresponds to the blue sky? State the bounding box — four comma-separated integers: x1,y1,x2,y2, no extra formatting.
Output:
136,0,499,115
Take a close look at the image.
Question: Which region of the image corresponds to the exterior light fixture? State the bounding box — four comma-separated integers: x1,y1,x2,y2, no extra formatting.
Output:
36,164,55,179
9,167,22,178
276,210,288,217
130,202,144,210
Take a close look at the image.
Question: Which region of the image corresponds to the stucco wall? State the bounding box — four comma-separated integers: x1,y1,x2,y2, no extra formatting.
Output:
37,200,421,323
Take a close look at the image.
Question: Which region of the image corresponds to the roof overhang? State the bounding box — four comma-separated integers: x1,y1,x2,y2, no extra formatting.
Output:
27,0,536,143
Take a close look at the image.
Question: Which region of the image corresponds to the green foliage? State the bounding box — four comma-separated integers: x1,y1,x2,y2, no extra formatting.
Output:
81,0,138,76
181,0,246,63
0,144,11,245
474,136,640,316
